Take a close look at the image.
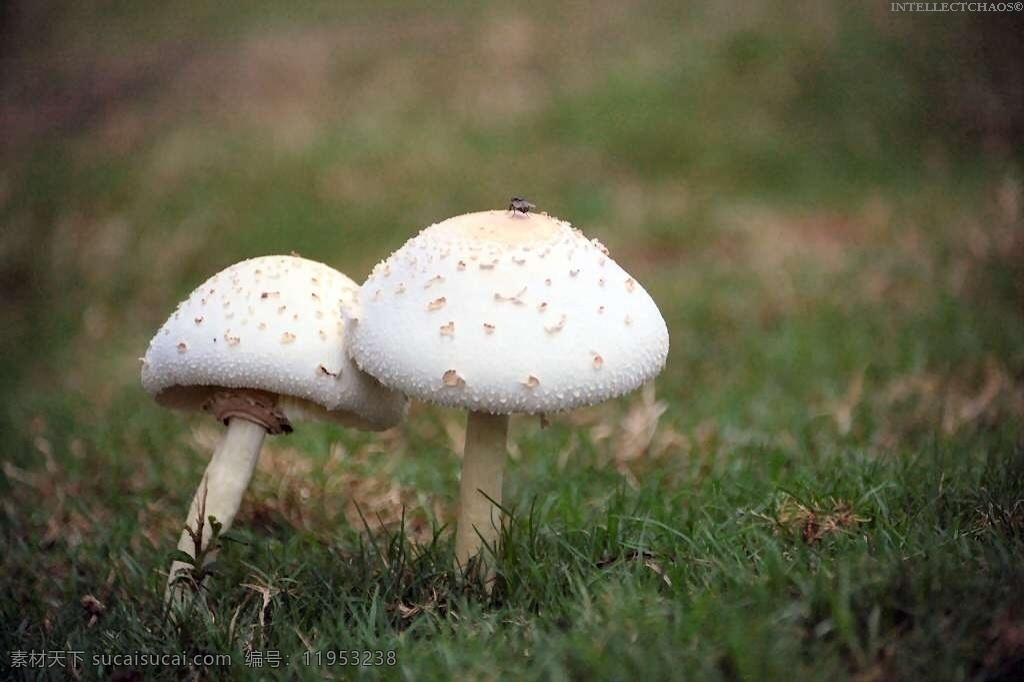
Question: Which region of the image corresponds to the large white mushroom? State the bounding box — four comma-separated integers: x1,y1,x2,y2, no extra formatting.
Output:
345,209,669,576
141,255,407,604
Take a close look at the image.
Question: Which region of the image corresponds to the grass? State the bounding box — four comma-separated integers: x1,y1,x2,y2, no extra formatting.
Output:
1,1,1023,680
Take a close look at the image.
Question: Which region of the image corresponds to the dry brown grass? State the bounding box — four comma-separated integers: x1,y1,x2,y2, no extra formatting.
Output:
773,495,869,545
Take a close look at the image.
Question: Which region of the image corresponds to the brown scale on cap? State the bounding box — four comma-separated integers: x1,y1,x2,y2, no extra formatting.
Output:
592,353,604,369
625,278,636,292
442,370,465,387
428,297,447,311
440,321,455,336
318,364,338,378
494,286,527,303
177,342,188,353
424,275,445,289
457,260,467,271
224,330,240,346
281,332,296,344
522,375,540,388
545,314,567,334
194,316,204,325
483,323,496,334
395,283,407,295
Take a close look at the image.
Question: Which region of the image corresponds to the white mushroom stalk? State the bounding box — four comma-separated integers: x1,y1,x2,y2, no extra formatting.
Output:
166,416,266,597
455,412,509,568
346,209,670,580
141,255,407,607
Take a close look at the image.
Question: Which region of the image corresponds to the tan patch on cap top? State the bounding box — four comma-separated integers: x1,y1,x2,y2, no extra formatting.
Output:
430,210,565,247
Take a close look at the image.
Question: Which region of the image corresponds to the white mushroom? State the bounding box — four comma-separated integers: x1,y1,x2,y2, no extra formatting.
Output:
346,210,669,579
142,255,407,607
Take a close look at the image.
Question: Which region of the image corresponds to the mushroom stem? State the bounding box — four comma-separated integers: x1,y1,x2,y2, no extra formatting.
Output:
165,417,266,605
455,411,510,576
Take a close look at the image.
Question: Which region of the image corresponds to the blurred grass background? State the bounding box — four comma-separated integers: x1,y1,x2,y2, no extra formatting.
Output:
1,2,1023,680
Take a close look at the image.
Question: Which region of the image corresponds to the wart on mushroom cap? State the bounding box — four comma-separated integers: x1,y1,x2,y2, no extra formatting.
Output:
347,210,669,415
142,255,406,430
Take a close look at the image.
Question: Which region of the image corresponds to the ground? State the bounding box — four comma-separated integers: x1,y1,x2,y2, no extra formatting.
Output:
1,2,1023,680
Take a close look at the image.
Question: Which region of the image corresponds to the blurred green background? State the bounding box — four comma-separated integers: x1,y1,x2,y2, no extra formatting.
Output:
1,2,1022,680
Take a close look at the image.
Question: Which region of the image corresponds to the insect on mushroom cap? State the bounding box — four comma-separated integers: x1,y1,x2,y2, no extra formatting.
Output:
348,210,669,415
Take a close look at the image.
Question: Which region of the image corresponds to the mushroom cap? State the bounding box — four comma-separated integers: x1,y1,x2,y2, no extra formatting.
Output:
347,210,669,414
141,255,407,430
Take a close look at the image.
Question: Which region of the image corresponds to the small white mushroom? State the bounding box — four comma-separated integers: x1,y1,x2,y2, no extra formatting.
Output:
141,255,408,612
